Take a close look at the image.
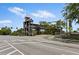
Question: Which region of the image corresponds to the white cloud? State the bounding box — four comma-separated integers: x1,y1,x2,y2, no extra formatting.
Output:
8,7,56,20
31,10,56,18
0,20,12,24
8,7,26,18
8,7,24,13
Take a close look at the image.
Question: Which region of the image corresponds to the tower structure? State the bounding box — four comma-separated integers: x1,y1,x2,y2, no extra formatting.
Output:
23,16,33,36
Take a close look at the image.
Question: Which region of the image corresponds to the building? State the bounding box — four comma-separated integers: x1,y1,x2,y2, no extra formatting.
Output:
23,16,45,36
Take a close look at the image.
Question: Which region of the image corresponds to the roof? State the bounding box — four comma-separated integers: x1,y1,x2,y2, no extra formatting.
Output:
25,16,33,22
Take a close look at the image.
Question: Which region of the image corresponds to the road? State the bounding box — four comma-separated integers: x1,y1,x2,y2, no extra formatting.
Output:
0,35,79,55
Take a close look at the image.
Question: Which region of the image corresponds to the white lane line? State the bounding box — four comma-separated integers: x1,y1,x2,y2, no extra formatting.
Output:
0,45,9,49
0,44,5,46
39,43,79,55
7,42,24,55
61,54,65,55
0,44,8,47
13,41,79,54
17,40,25,41
12,42,38,44
7,50,17,55
0,47,12,52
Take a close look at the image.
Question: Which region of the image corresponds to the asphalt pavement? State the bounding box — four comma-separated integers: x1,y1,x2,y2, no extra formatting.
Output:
0,35,79,55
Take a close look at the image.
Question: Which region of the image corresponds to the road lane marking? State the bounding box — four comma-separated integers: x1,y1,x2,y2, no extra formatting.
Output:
61,54,65,55
38,43,79,55
7,50,17,55
28,39,79,54
13,41,79,55
7,42,24,55
0,45,9,49
0,44,5,46
0,47,12,52
12,42,39,44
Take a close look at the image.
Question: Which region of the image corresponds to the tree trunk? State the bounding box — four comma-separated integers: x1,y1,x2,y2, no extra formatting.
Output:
69,19,72,35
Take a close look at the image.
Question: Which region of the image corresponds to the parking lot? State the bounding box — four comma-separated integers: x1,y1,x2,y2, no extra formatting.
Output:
0,35,79,55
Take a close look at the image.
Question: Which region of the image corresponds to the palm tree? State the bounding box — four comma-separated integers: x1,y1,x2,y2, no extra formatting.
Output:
56,20,66,29
62,3,79,34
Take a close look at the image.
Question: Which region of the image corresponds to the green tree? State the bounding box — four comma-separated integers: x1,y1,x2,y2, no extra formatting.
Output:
55,20,66,34
39,21,61,35
11,28,25,36
62,3,79,34
56,20,66,29
39,21,49,27
0,26,11,35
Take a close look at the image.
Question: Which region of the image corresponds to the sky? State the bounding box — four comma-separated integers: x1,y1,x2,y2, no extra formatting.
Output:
0,3,78,31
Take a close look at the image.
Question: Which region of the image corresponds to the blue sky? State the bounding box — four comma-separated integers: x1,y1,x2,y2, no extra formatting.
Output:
0,3,78,31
